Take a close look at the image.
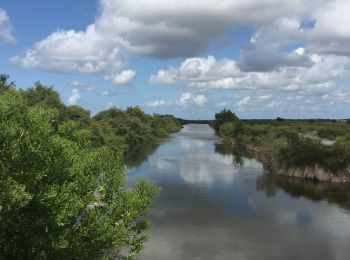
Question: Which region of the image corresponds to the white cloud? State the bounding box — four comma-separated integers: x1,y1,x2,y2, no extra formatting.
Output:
10,0,327,75
96,0,321,58
295,47,305,56
9,0,350,115
309,0,350,55
105,69,136,85
178,92,208,107
150,56,240,86
145,99,167,108
150,54,350,96
192,95,207,106
145,92,208,110
237,96,251,111
68,89,81,105
238,19,312,72
179,92,193,105
257,94,273,100
10,26,125,74
70,80,96,91
0,8,15,43
149,69,177,85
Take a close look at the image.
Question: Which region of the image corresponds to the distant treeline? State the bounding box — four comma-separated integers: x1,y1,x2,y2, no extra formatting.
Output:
176,118,213,125
178,117,350,126
0,74,181,259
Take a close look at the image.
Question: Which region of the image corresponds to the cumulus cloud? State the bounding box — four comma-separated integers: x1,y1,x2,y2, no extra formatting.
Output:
9,0,350,114
68,89,81,105
9,0,328,75
10,26,125,75
237,0,350,72
179,92,193,105
237,96,251,111
179,92,208,106
98,0,322,58
149,54,350,96
257,94,273,100
145,92,208,110
238,45,312,72
309,0,350,56
149,69,177,85
105,69,136,85
150,56,240,86
145,99,167,108
0,8,15,43
192,95,207,106
238,19,313,72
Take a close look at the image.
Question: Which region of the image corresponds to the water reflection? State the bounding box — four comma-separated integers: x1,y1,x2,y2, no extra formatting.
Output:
126,124,350,260
256,174,350,210
124,140,164,169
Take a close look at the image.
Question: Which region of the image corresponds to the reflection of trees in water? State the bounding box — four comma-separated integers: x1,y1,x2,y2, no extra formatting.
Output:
214,142,251,168
123,140,163,168
256,174,350,211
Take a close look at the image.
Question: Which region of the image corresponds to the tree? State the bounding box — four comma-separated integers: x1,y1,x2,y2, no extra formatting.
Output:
0,89,159,259
213,109,239,133
0,74,15,93
219,122,235,137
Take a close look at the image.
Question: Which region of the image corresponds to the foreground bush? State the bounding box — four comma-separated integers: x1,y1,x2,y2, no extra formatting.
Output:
0,89,159,259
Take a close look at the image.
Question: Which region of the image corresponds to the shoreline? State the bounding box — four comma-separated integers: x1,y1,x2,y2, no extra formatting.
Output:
226,139,350,183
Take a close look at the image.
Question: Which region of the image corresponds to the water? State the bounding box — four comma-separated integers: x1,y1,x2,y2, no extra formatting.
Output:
321,138,335,146
127,124,350,260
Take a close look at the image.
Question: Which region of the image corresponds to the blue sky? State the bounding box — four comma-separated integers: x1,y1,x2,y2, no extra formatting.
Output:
1,0,350,119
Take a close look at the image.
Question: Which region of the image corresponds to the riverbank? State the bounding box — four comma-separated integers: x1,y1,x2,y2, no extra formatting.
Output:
233,141,350,183
212,109,350,183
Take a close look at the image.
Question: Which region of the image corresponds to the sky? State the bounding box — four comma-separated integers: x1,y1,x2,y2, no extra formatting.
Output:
1,0,350,119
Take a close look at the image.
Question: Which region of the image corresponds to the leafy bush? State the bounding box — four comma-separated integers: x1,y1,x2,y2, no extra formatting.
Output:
213,109,238,133
0,85,178,258
219,122,236,137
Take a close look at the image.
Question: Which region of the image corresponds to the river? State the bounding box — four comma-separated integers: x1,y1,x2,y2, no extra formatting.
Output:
127,124,350,260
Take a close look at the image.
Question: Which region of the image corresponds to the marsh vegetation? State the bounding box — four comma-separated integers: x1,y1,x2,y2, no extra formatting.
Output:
212,109,350,182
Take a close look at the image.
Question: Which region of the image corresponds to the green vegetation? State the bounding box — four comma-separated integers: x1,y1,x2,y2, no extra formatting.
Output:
177,118,213,125
0,74,181,259
213,109,350,182
94,107,181,153
212,109,238,133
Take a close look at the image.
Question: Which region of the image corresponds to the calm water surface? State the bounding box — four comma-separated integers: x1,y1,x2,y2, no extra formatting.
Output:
127,124,350,260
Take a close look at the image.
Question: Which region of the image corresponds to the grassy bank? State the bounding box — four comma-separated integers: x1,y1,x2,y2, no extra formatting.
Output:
213,110,350,182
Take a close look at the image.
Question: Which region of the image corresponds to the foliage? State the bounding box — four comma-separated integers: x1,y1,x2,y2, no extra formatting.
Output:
213,109,239,133
277,135,349,172
0,74,16,94
218,122,236,138
16,81,181,154
212,110,350,175
93,108,181,153
0,78,182,258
